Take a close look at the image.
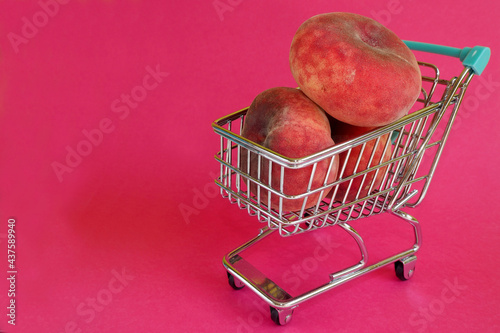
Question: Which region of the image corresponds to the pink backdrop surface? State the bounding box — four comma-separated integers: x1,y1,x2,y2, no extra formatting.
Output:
1,1,499,332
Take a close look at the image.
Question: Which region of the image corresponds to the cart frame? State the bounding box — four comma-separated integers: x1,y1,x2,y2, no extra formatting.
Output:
212,41,490,325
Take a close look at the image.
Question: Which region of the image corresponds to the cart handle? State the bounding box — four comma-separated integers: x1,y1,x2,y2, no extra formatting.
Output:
403,41,490,75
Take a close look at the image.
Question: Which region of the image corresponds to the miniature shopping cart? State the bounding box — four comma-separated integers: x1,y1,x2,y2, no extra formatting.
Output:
212,41,490,325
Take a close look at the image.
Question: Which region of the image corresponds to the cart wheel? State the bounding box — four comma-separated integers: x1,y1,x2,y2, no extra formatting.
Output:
395,255,417,281
270,306,294,326
227,272,245,290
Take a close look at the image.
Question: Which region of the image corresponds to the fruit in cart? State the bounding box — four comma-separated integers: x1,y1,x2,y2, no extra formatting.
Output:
329,119,393,201
240,87,338,212
289,12,421,127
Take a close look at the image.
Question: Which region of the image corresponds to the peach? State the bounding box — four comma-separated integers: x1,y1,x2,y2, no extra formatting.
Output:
289,12,421,127
329,119,393,202
240,87,338,212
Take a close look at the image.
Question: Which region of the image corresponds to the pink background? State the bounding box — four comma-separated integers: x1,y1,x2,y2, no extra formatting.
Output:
1,1,499,332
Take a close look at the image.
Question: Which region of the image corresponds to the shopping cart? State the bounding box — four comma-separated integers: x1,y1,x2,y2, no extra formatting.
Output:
212,41,490,325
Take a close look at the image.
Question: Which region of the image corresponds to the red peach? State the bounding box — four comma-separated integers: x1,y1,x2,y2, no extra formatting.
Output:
289,12,421,127
330,119,393,202
240,87,338,212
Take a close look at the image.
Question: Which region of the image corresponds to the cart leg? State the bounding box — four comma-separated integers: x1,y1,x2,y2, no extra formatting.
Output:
270,306,296,326
391,209,422,251
330,222,368,280
222,212,423,324
391,209,421,281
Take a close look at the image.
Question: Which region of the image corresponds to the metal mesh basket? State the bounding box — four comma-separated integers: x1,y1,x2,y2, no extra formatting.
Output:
213,61,473,236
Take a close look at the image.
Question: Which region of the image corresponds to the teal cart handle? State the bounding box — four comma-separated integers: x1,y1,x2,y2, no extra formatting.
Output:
404,40,491,75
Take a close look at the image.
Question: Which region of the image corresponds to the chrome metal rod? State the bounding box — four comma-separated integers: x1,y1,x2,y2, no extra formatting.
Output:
223,211,422,309
388,67,472,211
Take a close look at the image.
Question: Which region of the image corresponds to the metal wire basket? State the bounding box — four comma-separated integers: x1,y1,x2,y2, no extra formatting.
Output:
212,41,490,325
